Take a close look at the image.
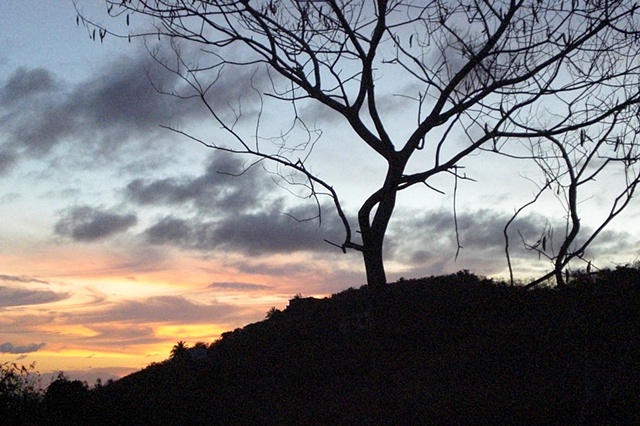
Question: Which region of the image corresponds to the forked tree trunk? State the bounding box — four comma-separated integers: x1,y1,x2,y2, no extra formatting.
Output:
359,166,400,289
362,241,387,289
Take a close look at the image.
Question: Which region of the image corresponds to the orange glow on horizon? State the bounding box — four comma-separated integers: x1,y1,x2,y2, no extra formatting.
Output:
24,349,159,379
155,324,226,342
0,234,350,383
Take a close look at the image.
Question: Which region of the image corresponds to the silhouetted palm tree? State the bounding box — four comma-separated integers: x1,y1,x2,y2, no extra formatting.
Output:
170,341,188,361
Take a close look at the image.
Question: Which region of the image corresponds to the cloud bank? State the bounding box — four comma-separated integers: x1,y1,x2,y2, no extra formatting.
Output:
54,206,138,242
0,342,46,354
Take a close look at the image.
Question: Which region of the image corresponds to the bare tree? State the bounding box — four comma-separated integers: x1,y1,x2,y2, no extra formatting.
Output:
504,115,640,287
77,0,640,288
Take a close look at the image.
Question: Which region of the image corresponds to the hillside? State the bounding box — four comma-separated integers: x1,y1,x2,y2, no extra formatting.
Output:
12,269,640,424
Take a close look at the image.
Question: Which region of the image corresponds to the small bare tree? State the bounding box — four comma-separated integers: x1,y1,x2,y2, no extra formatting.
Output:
504,115,640,287
77,0,640,288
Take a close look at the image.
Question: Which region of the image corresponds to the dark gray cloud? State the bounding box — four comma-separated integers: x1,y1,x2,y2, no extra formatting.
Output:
385,207,640,277
144,216,194,246
587,229,637,253
372,209,544,280
0,67,60,104
125,154,263,212
209,204,344,254
66,54,195,136
0,67,74,156
0,150,17,177
0,52,204,164
54,206,137,242
12,104,77,155
0,286,69,307
0,342,46,354
142,204,343,255
388,208,550,258
0,44,269,174
208,282,271,291
127,151,346,255
454,209,549,252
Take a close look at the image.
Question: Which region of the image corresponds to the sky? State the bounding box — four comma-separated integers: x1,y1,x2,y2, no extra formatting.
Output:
1,1,640,383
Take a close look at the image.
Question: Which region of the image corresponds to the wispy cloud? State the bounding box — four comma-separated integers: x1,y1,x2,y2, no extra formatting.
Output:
65,295,245,325
0,274,49,284
208,282,271,291
0,286,69,307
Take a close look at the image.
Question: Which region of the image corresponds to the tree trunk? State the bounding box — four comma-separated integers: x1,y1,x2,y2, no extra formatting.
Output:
358,164,400,289
362,240,387,288
361,221,390,419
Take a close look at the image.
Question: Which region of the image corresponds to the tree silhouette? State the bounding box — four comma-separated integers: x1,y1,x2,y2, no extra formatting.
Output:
78,0,640,287
42,372,90,425
169,340,189,361
0,361,42,424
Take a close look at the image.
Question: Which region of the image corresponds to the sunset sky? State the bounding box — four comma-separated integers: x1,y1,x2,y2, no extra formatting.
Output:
2,1,640,383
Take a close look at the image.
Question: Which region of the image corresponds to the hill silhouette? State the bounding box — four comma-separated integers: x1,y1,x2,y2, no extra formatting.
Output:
11,269,640,424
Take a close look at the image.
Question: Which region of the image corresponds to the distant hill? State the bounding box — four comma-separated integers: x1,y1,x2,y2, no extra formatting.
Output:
23,269,640,424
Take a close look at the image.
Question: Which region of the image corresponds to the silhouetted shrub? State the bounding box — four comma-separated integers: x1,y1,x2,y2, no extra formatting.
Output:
42,373,90,425
0,361,42,425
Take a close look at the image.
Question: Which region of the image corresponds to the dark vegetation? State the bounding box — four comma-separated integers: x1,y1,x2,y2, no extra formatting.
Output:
3,268,640,424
